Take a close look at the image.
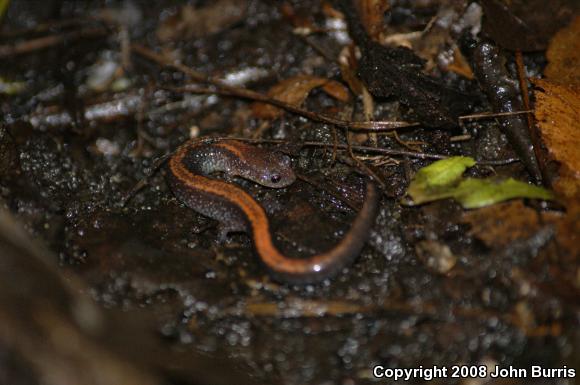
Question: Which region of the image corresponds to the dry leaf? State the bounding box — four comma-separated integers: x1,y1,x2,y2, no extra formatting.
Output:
389,3,479,76
321,1,344,19
463,199,578,262
545,16,580,86
157,0,248,41
251,75,350,119
338,46,374,119
532,79,580,197
462,201,560,248
338,46,364,95
337,47,375,144
481,0,577,51
553,199,580,261
339,62,364,96
280,2,316,31
354,0,389,42
446,47,474,79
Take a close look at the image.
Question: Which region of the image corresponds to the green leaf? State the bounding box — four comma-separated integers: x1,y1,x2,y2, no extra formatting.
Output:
411,156,475,188
0,77,26,95
405,157,554,208
453,178,554,209
0,0,10,23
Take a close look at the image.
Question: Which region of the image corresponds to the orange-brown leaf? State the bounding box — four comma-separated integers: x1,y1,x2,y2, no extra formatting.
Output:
156,0,248,41
321,1,344,19
462,201,560,248
554,198,580,261
446,47,474,79
545,16,580,87
280,2,315,30
321,80,350,102
252,75,349,119
354,0,389,42
532,78,580,197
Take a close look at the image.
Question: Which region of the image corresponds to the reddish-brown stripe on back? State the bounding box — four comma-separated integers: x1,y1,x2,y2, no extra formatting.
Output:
166,138,379,284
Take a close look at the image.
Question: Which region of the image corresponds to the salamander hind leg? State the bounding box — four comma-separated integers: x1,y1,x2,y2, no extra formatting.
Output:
216,219,247,242
167,175,249,242
201,200,248,242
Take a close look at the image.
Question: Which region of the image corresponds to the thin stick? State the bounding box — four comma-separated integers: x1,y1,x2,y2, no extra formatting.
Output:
132,44,418,131
230,137,520,165
0,28,106,58
459,110,533,121
169,85,417,131
343,126,386,188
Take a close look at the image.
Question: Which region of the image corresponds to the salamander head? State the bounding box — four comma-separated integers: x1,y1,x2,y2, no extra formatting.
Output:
249,150,296,188
214,140,296,188
232,142,296,188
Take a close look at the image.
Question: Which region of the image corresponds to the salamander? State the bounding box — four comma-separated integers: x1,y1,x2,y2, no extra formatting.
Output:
166,137,379,284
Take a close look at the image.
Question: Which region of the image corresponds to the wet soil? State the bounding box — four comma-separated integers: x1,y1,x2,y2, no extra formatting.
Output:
0,1,578,384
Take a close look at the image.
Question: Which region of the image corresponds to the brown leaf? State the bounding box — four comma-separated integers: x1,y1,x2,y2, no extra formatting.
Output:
462,201,560,248
463,199,579,264
280,2,316,31
481,0,577,51
392,4,476,77
554,199,580,261
339,62,364,96
354,0,389,42
321,80,350,102
251,75,349,119
157,0,248,42
338,46,365,96
545,16,580,87
321,2,344,19
446,47,473,80
532,79,580,196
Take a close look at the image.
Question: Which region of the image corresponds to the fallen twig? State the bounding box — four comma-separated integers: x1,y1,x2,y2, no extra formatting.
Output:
231,137,520,166
132,44,418,131
0,27,107,58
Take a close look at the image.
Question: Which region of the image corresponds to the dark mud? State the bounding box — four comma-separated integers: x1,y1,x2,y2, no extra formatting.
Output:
0,1,578,384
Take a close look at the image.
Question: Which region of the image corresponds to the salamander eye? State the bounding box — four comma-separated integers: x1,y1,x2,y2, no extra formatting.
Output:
270,174,281,184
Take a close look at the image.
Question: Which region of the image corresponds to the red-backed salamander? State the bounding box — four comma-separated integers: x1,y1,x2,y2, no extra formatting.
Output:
166,137,379,284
